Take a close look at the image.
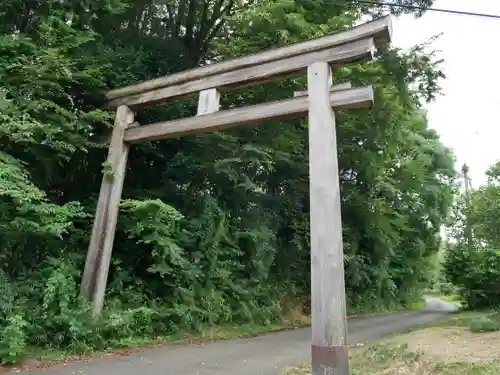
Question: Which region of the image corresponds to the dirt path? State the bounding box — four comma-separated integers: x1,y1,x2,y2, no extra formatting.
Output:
11,298,457,375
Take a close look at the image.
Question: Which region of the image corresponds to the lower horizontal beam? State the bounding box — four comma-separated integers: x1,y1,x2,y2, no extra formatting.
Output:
124,86,374,143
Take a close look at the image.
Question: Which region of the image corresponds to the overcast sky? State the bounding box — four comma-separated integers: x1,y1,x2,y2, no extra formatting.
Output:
392,0,500,187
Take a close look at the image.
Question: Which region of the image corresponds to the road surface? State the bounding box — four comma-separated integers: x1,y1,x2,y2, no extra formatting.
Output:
13,298,457,375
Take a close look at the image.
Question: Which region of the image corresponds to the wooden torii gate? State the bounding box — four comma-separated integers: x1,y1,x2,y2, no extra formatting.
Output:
81,16,392,375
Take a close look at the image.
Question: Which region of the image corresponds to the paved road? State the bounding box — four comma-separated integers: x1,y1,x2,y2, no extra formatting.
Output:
14,298,457,375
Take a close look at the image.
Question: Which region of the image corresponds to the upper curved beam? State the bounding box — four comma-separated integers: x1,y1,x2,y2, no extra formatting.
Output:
105,16,391,105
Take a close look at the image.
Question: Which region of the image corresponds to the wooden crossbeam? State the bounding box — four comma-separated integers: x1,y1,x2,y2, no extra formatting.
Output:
106,16,391,102
123,86,373,143
106,38,375,109
89,83,354,145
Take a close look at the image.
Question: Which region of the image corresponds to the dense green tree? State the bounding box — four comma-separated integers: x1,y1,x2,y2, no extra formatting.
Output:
444,161,500,309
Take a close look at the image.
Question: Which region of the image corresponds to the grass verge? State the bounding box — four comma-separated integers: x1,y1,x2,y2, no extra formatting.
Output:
284,311,500,375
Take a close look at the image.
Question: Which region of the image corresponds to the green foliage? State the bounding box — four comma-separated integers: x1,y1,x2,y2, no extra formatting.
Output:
445,245,500,309
444,161,500,309
438,282,457,296
0,0,455,365
469,315,500,333
0,313,28,364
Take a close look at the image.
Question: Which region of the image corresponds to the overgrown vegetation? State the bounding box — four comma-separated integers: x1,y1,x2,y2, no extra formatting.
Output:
286,343,500,375
431,310,500,334
0,0,455,365
444,162,500,309
469,312,500,333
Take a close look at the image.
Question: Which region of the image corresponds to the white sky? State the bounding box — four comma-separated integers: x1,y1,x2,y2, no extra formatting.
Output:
392,0,500,187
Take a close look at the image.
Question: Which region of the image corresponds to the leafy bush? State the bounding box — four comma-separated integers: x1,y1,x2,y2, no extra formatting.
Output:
0,197,286,364
469,316,500,333
444,245,500,309
438,281,456,296
445,161,500,310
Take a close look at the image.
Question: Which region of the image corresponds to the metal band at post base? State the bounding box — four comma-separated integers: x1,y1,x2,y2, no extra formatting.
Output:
311,345,349,375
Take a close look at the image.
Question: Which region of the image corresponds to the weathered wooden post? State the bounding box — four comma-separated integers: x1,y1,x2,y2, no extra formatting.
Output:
308,62,349,375
81,105,134,317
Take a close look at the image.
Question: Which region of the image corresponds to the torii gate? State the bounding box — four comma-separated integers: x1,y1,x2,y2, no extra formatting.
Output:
81,16,392,375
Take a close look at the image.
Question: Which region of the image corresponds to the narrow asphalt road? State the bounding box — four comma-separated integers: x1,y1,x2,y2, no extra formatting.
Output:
14,298,457,375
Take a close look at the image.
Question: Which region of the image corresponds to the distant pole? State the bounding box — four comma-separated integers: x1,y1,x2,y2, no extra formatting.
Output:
461,163,473,247
308,61,349,375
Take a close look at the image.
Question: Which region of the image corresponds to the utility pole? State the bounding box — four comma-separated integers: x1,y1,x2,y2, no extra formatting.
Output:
461,163,473,247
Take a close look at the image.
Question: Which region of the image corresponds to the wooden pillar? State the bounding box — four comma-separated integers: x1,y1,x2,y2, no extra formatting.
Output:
81,105,134,317
308,62,349,375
